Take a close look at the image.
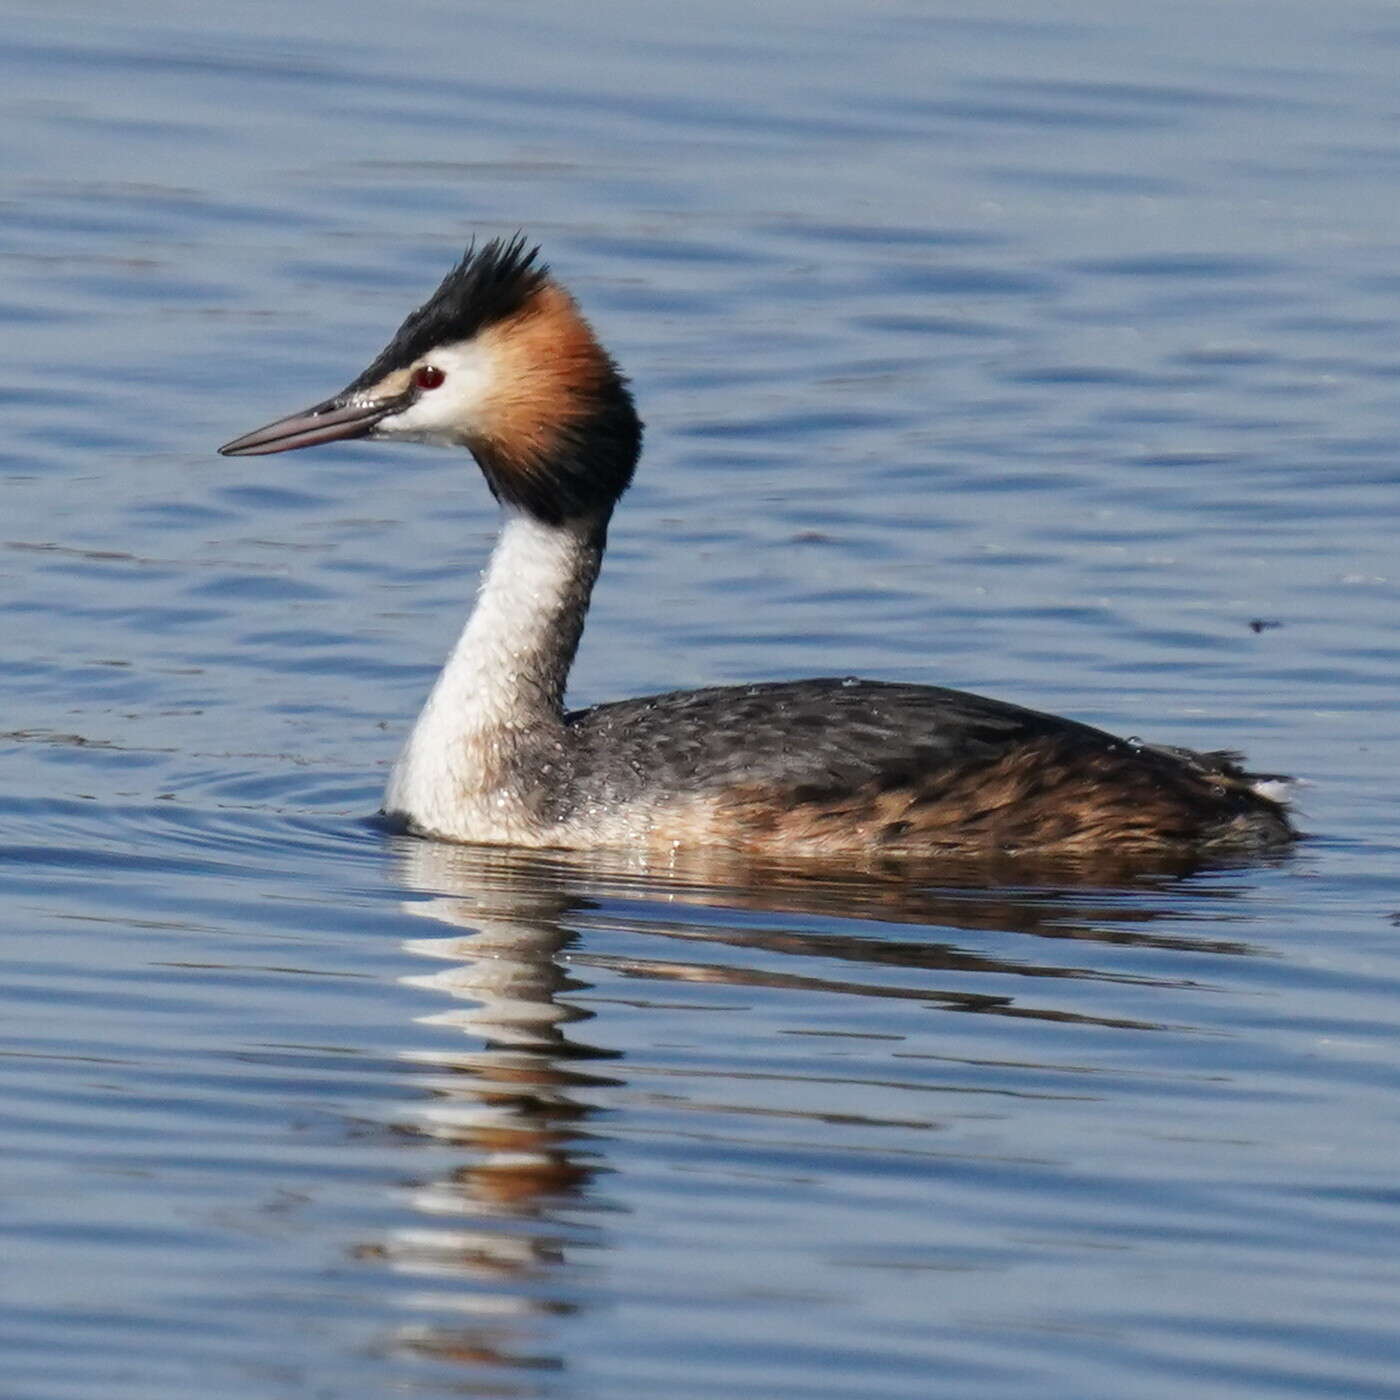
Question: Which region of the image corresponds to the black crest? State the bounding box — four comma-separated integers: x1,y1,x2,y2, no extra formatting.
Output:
344,236,549,394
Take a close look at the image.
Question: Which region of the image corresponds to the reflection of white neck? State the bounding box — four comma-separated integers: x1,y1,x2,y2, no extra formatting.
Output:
393,839,580,1049
384,508,605,842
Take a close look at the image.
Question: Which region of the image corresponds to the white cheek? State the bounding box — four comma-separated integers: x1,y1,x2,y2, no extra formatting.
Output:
376,341,498,444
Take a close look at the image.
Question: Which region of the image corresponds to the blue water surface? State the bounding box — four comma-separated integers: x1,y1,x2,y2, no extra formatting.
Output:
2,3,1399,1397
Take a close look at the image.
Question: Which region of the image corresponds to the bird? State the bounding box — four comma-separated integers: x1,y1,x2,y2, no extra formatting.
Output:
220,236,1295,859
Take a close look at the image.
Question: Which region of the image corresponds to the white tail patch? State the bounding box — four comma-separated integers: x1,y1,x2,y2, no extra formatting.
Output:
1251,777,1300,805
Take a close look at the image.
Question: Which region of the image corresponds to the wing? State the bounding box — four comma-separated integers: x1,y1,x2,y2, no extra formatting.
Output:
560,678,1292,856
564,677,1121,800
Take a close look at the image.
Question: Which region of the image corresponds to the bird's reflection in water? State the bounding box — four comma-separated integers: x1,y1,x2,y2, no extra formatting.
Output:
375,838,1282,1381
377,839,618,1380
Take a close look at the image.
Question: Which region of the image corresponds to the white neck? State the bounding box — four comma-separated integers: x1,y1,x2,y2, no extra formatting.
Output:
384,508,606,841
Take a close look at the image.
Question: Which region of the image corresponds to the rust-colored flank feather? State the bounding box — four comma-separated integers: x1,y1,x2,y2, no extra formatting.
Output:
554,679,1294,859
219,237,1299,864
649,738,1282,858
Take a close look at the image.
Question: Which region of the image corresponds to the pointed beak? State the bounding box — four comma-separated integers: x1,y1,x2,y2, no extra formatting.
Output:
218,391,410,457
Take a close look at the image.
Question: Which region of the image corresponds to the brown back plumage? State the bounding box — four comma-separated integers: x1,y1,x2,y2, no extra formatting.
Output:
561,679,1294,857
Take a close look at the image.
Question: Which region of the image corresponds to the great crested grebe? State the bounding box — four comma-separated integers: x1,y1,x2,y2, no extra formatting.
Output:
220,237,1295,858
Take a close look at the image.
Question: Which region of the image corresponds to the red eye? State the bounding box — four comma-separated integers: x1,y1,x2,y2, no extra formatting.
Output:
412,364,446,390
